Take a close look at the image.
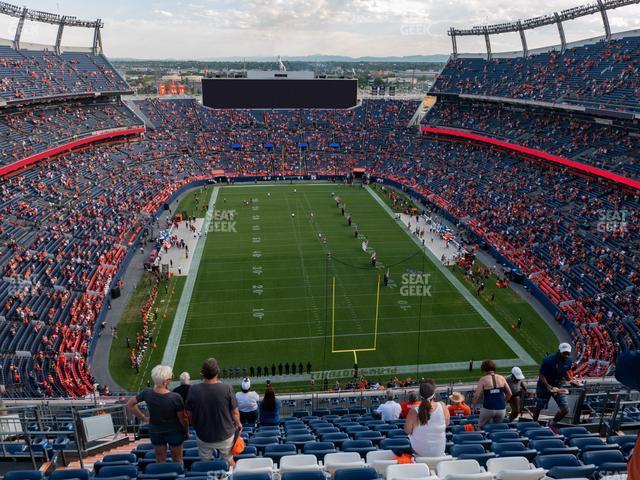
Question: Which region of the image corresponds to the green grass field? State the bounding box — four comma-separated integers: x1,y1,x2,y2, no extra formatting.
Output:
109,183,560,392
110,274,185,391
167,184,551,381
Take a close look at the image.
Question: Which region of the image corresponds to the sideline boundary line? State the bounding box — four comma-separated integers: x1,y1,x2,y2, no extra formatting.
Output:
161,186,219,367
365,185,536,366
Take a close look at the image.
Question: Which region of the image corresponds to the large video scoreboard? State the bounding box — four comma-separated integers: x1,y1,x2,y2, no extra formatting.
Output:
202,71,357,109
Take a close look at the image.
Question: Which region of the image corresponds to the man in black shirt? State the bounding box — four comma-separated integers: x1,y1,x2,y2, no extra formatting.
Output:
185,358,241,466
172,372,191,402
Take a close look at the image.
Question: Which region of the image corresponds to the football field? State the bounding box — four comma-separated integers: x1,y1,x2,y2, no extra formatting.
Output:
166,183,536,381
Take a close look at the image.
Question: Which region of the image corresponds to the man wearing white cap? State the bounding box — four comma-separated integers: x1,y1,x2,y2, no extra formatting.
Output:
235,378,259,425
506,367,528,421
533,342,580,426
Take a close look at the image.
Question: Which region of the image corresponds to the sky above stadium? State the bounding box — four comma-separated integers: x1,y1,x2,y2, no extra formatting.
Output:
3,0,640,59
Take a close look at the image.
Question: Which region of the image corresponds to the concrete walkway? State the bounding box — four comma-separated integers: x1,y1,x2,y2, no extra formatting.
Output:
91,187,207,393
161,187,219,368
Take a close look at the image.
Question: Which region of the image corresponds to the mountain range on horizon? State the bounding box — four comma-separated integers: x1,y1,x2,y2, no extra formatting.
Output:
112,53,450,63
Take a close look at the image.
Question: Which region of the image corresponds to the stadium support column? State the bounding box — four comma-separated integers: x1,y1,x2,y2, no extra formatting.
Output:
517,21,528,58
449,27,458,60
483,27,492,61
597,0,612,39
55,17,66,55
14,7,27,51
92,21,103,54
554,12,567,53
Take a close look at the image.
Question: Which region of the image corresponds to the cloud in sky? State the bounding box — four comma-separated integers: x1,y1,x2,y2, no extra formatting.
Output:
3,0,640,58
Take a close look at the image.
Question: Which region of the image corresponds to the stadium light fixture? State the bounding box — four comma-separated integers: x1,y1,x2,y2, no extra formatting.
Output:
0,1,103,52
448,0,640,59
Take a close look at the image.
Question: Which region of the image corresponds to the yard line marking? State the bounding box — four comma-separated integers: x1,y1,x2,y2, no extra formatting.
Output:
365,185,535,365
183,312,480,331
179,326,493,347
161,186,219,368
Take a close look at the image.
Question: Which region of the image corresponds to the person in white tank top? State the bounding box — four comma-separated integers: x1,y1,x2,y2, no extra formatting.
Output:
404,380,450,457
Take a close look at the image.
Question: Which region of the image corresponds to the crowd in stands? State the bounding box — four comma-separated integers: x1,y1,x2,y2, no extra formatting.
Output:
0,98,142,167
0,47,130,102
432,35,640,111
421,97,640,180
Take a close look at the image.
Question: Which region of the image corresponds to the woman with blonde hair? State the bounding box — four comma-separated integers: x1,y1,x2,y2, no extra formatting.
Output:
128,365,189,464
404,379,449,457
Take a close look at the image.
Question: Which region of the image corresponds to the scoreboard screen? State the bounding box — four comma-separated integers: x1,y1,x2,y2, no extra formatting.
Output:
202,78,357,109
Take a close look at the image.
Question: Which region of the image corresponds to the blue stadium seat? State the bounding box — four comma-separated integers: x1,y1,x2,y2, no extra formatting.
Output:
321,432,349,448
139,462,184,480
334,467,379,480
94,453,138,473
5,472,44,480
281,471,326,480
515,422,543,433
534,454,597,479
231,473,271,480
303,441,337,460
386,429,408,439
341,440,377,458
285,434,316,450
529,438,579,456
234,445,258,460
581,449,628,473
345,426,370,435
50,470,90,480
483,423,510,433
373,425,399,435
491,442,538,461
264,443,297,464
450,444,496,466
558,427,597,440
452,433,491,448
489,431,524,443
354,431,383,444
607,434,637,454
378,437,412,454
96,465,138,480
248,436,280,454
526,429,562,441
187,460,229,476
569,436,619,452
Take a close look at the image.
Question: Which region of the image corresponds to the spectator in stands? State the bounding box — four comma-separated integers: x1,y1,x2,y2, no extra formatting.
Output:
404,379,449,457
533,343,580,426
172,372,191,402
127,365,188,465
0,385,6,416
447,391,471,418
236,377,259,425
506,367,528,421
377,390,402,420
258,384,281,426
400,391,421,418
185,358,241,466
473,359,512,428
